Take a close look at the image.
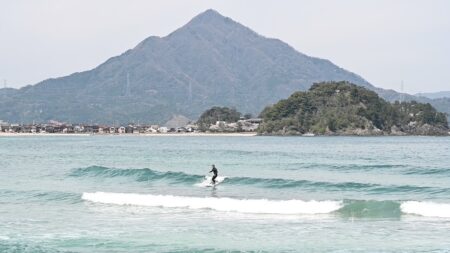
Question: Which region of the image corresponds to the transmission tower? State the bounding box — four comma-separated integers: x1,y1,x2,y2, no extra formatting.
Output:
400,80,404,103
188,81,192,104
125,72,131,97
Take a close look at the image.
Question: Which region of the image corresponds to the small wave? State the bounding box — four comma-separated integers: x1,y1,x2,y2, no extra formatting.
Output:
82,192,342,214
401,201,450,218
225,176,442,195
70,166,203,184
1,189,80,204
338,200,401,218
30,191,81,203
286,163,407,172
331,164,407,172
0,242,73,253
403,167,450,176
228,176,377,190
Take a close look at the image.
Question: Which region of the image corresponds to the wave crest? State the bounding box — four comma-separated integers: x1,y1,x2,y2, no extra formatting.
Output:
82,192,342,214
71,166,202,183
401,201,450,218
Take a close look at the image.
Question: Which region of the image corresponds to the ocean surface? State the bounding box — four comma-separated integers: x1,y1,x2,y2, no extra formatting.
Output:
1,135,450,252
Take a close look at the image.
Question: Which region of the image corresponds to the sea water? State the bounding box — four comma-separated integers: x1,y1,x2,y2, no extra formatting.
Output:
0,135,450,252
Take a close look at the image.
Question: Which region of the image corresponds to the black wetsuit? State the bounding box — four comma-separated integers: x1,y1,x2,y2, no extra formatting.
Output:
210,167,218,184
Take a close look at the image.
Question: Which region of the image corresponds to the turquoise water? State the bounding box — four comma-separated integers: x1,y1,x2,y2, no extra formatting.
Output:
1,135,450,252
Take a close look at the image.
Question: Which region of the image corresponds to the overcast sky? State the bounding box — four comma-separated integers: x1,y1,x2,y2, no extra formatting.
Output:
1,0,449,94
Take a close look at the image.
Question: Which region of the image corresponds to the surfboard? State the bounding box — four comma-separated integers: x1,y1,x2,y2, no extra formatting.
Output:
196,175,226,187
205,181,221,187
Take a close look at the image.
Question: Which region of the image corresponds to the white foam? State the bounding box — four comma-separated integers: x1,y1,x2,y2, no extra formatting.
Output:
194,176,226,187
82,192,342,214
401,201,450,218
0,235,10,240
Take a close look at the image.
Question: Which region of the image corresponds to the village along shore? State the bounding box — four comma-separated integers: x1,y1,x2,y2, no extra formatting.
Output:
0,118,261,137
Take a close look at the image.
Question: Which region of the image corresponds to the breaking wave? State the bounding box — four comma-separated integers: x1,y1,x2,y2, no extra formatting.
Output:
401,201,450,218
71,166,449,195
82,192,341,214
82,192,450,218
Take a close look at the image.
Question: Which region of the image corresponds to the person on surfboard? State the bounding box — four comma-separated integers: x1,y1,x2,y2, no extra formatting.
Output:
209,164,218,184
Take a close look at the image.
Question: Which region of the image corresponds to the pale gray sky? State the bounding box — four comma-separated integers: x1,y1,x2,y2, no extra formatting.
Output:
1,0,449,94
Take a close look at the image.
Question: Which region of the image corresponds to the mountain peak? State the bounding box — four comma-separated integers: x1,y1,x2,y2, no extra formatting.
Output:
166,8,250,41
191,9,226,22
185,9,236,28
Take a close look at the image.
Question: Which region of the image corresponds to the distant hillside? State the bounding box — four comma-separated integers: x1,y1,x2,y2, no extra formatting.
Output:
0,9,448,124
427,97,450,117
258,82,448,136
415,91,450,99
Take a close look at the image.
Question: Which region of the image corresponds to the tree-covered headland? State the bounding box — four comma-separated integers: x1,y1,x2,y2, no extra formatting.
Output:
197,106,242,131
258,81,448,136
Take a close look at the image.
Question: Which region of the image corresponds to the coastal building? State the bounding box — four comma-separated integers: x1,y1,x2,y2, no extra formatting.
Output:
158,127,168,133
0,121,10,132
125,126,134,134
146,126,158,133
185,124,198,132
74,125,84,133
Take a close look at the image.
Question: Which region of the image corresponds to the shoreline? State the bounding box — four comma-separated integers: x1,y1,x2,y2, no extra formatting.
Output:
0,132,257,137
1,132,448,137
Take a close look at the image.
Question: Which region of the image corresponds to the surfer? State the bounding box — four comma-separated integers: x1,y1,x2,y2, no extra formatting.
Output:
209,164,218,184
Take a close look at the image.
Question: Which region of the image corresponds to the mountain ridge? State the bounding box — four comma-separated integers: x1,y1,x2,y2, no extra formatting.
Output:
0,9,448,124
415,91,450,99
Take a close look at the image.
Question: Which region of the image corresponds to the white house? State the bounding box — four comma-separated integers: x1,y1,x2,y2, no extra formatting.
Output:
158,127,168,133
